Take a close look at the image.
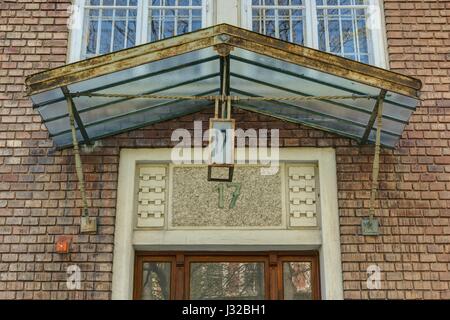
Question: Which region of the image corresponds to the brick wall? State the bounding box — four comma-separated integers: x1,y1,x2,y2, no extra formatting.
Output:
0,0,449,299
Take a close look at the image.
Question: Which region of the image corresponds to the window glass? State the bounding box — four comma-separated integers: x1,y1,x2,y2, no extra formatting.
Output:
316,0,371,63
251,0,305,44
83,0,138,59
190,262,265,299
141,262,171,300
80,0,204,59
148,0,204,42
248,0,375,64
283,261,312,300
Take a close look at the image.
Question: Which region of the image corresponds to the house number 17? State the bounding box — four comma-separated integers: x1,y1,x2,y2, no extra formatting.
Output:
216,183,241,209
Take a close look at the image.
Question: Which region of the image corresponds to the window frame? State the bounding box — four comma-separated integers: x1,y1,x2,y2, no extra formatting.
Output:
133,251,321,300
241,0,388,68
68,0,213,63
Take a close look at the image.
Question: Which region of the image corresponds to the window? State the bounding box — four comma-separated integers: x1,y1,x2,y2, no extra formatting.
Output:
70,0,210,61
133,252,321,300
82,0,138,59
250,0,306,44
243,0,387,67
69,1,386,66
146,0,204,42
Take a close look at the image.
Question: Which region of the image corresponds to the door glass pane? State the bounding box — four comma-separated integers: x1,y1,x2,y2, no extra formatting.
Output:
283,262,312,300
141,262,171,300
190,262,265,300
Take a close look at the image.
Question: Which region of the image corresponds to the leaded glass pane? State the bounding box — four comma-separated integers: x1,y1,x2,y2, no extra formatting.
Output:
141,262,171,300
190,262,265,300
283,262,312,300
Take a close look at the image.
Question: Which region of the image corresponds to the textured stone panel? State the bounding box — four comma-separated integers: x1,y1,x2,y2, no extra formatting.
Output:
171,166,283,227
288,166,318,227
137,166,167,228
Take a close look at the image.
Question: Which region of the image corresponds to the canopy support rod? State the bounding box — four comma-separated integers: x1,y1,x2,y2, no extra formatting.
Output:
64,87,97,234
361,89,387,144
62,86,91,145
72,92,378,102
219,54,231,118
215,43,232,119
361,89,385,235
369,93,384,219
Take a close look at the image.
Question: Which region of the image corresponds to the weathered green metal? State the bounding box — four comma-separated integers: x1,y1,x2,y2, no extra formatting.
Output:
228,183,241,209
361,90,388,144
61,86,91,145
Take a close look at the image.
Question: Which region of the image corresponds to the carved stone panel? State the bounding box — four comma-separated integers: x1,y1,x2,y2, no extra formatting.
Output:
288,166,318,227
170,166,284,228
137,166,167,228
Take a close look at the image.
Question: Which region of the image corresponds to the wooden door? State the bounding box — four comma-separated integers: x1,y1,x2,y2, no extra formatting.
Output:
133,251,320,300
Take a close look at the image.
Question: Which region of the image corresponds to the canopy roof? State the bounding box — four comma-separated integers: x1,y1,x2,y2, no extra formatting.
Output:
26,24,421,149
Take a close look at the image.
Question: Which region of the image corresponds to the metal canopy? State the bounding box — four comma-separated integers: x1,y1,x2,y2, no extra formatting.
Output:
26,24,421,149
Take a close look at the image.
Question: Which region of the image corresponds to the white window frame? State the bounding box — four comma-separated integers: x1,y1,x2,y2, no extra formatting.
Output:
68,0,213,63
241,0,388,68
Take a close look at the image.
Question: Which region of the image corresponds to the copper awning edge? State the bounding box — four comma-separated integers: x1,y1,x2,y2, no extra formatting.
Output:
25,24,422,98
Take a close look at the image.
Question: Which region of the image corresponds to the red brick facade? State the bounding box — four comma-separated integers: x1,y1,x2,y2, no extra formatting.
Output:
0,0,449,299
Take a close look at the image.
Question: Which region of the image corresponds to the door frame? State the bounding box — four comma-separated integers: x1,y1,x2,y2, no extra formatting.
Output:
113,148,343,299
133,251,320,300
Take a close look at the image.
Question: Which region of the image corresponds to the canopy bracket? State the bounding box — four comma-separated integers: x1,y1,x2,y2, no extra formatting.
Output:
362,89,385,236
65,87,97,234
219,54,231,119
361,89,387,145
61,87,91,145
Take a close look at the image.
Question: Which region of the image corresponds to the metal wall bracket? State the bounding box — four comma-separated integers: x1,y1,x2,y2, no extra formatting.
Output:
80,216,97,234
361,217,380,236
207,165,234,182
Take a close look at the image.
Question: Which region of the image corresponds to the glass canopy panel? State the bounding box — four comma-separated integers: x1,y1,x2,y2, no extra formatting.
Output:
52,130,84,148
37,99,70,120
84,99,215,145
28,34,419,149
231,48,381,97
32,48,221,148
30,88,64,107
89,60,219,97
232,92,367,140
73,75,219,124
67,48,218,94
230,74,373,129
78,80,219,130
45,116,72,137
229,48,419,147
